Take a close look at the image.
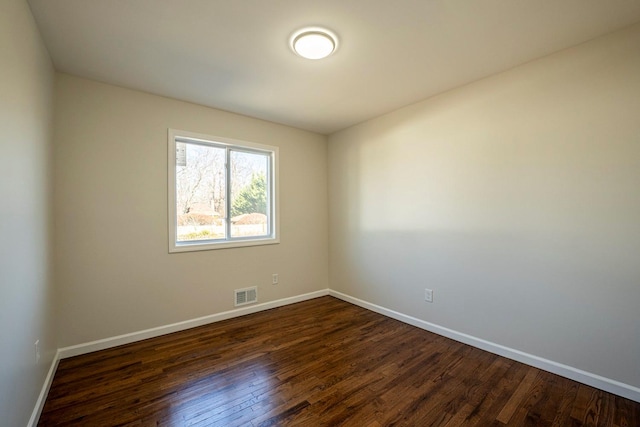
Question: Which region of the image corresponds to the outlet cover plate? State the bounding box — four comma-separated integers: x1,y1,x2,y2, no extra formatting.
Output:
425,288,433,303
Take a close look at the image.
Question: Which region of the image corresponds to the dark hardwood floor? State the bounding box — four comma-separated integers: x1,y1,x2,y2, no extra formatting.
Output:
39,296,638,426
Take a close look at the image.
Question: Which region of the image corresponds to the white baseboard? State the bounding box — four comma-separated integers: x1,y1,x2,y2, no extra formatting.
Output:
58,289,330,359
329,289,640,403
28,349,61,427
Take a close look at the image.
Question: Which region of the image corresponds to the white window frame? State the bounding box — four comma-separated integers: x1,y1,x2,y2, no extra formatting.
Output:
168,129,279,253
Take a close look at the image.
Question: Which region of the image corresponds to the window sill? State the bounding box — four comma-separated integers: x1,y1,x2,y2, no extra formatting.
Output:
169,237,280,253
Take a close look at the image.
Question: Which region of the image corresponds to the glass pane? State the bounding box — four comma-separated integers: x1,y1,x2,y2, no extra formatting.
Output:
175,142,226,242
229,150,270,238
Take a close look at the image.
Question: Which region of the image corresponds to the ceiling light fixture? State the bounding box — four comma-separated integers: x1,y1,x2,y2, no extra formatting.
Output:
290,27,338,60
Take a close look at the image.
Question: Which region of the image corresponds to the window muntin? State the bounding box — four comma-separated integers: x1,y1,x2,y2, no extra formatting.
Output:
168,129,278,252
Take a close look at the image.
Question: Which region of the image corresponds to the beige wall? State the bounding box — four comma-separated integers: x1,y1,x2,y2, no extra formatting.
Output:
53,74,329,347
329,23,640,388
0,0,56,425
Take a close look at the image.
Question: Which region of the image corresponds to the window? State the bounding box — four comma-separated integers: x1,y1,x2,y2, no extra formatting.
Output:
168,129,278,252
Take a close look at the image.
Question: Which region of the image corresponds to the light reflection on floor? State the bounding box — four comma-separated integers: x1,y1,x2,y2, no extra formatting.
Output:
162,357,276,425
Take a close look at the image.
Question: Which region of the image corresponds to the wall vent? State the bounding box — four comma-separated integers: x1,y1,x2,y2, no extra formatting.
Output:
235,286,258,306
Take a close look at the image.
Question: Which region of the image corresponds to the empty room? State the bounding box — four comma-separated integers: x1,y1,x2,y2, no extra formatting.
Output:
2,0,640,425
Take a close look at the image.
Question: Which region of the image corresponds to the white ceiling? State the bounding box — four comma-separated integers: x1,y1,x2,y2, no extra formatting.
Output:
28,0,640,134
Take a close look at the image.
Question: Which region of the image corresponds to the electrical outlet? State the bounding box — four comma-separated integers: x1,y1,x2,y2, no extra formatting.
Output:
272,273,279,285
35,340,41,364
424,288,433,303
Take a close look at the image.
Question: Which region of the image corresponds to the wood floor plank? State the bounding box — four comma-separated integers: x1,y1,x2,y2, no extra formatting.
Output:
613,392,639,427
496,366,539,423
549,379,579,426
38,296,640,426
504,372,549,426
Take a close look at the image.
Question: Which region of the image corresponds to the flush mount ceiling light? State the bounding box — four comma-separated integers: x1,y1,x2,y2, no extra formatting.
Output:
290,27,338,60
